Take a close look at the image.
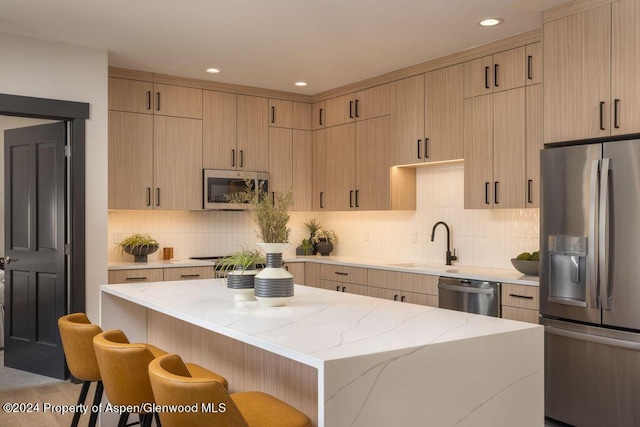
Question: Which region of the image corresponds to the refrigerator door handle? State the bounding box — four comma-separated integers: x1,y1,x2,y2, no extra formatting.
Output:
545,325,640,351
599,158,611,310
588,159,600,308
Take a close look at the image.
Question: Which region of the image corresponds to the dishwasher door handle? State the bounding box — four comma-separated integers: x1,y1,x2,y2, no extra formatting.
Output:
438,283,497,295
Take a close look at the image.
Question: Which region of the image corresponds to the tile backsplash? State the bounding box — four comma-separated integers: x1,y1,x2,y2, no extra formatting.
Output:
108,164,539,270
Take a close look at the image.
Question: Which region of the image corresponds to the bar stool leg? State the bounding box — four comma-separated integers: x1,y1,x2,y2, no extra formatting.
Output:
71,381,90,427
117,412,130,427
154,412,162,426
88,381,103,427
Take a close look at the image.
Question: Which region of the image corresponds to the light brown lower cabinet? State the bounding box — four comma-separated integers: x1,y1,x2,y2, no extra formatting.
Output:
163,266,215,282
319,280,369,296
285,262,306,286
367,269,438,307
304,262,321,287
501,283,539,324
108,266,214,284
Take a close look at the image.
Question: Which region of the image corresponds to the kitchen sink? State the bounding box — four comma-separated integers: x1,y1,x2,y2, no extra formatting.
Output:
385,263,458,273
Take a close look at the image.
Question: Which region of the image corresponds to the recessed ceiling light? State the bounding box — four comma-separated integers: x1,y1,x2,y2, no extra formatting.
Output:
478,18,503,27
206,68,220,74
294,82,308,87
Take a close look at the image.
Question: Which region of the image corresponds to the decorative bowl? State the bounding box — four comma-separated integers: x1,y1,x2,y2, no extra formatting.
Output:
123,244,159,262
510,259,539,276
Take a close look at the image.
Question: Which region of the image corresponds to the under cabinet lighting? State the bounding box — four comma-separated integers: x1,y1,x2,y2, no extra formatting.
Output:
478,18,503,27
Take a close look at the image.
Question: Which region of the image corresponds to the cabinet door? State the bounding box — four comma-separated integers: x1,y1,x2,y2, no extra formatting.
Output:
203,91,236,170
108,269,164,284
237,95,269,171
391,75,425,165
325,123,356,211
355,84,390,120
611,0,640,135
164,266,215,281
544,5,611,143
401,291,438,307
292,102,312,130
108,111,154,210
321,279,369,294
292,130,312,211
493,88,526,209
305,262,321,287
153,116,203,210
312,129,326,211
492,47,526,92
502,307,539,323
108,78,154,114
153,83,202,119
526,84,543,208
368,286,398,301
526,42,542,86
464,95,494,209
284,262,305,285
325,93,356,127
424,64,464,162
355,116,391,210
268,127,293,197
464,55,494,98
320,264,368,285
269,99,293,128
312,101,325,130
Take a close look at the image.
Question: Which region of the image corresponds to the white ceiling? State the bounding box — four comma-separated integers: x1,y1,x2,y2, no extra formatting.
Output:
0,0,568,95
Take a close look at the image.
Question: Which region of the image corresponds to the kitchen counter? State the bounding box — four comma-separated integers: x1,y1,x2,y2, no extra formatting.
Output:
108,259,215,270
101,279,543,426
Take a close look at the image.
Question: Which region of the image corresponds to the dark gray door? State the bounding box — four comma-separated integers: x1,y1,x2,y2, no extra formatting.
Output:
4,122,67,379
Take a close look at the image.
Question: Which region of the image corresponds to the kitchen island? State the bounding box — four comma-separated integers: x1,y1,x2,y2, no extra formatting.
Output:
101,279,543,427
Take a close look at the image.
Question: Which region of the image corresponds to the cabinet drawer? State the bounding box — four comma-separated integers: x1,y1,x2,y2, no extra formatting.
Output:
320,264,368,285
402,291,438,308
321,280,368,296
163,266,215,281
367,269,438,295
501,306,539,324
108,268,164,284
502,283,539,310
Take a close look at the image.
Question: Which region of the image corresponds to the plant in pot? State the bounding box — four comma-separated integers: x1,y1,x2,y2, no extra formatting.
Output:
304,219,322,254
115,233,159,262
296,238,314,256
311,228,337,256
216,248,265,301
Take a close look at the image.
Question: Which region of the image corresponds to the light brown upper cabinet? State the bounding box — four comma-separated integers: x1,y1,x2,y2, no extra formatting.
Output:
108,77,202,119
292,102,312,130
109,111,202,210
463,46,529,98
391,64,464,166
312,101,325,130
312,129,326,211
526,42,542,85
324,84,390,127
292,130,312,211
525,84,543,208
203,90,236,170
268,127,312,211
464,88,526,209
269,99,293,128
237,95,269,172
545,0,640,142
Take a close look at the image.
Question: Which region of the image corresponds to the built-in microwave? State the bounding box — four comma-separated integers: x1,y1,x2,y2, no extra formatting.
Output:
203,169,269,210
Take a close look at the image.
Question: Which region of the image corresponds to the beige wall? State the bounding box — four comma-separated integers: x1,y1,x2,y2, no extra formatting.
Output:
0,32,108,321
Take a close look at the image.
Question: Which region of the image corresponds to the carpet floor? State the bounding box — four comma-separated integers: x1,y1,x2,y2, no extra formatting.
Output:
0,350,63,391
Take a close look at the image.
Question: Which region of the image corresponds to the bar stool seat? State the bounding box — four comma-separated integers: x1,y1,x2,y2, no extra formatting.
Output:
148,353,311,427
58,313,104,427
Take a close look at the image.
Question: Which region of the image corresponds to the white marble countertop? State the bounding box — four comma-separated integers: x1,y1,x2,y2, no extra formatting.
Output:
108,255,539,286
101,279,540,369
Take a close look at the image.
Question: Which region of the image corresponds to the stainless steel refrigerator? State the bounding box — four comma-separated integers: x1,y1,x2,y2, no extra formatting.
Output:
541,138,640,427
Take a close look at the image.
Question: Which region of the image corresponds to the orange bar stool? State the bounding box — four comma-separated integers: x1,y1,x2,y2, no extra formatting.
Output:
93,330,228,427
57,313,104,427
148,353,312,427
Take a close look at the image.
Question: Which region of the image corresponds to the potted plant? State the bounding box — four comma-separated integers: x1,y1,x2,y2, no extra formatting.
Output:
217,249,265,300
311,228,338,256
296,238,314,256
115,233,159,262
304,219,322,254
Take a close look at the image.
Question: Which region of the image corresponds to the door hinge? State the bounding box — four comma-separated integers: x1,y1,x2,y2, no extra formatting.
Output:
65,146,71,157
64,244,70,255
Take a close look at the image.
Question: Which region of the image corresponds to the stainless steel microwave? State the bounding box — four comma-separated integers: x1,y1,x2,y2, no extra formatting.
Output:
203,170,269,210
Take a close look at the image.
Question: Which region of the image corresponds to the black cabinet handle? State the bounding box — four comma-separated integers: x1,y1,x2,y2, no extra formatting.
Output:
146,91,152,110
320,191,324,208
484,66,490,89
231,149,236,167
494,63,499,87
240,150,244,168
271,106,275,124
614,99,620,129
156,188,160,207
494,181,499,204
156,92,160,111
336,285,341,291
355,190,359,208
527,179,533,204
147,187,151,207
425,138,429,159
349,101,354,119
126,277,148,281
527,55,533,80
401,296,406,302
272,191,275,205
485,182,490,205
319,108,324,126
180,274,201,278
394,294,399,301
350,190,354,208
335,271,349,276
599,101,605,131
417,139,422,159
355,99,360,118
509,293,534,300
342,286,346,292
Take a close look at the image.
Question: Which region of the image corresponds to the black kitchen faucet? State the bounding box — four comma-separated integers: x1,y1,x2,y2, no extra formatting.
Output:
430,221,457,266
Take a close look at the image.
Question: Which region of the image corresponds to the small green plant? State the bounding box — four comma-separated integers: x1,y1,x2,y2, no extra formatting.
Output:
301,238,314,255
115,233,159,256
311,228,338,244
216,248,265,274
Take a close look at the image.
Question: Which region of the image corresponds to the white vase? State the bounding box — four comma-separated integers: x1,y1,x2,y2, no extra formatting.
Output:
254,243,293,307
226,269,258,301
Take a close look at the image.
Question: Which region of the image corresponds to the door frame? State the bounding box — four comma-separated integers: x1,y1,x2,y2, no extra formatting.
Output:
0,93,89,314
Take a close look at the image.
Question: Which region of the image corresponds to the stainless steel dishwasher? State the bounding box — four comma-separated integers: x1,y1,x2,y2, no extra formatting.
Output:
438,277,501,317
